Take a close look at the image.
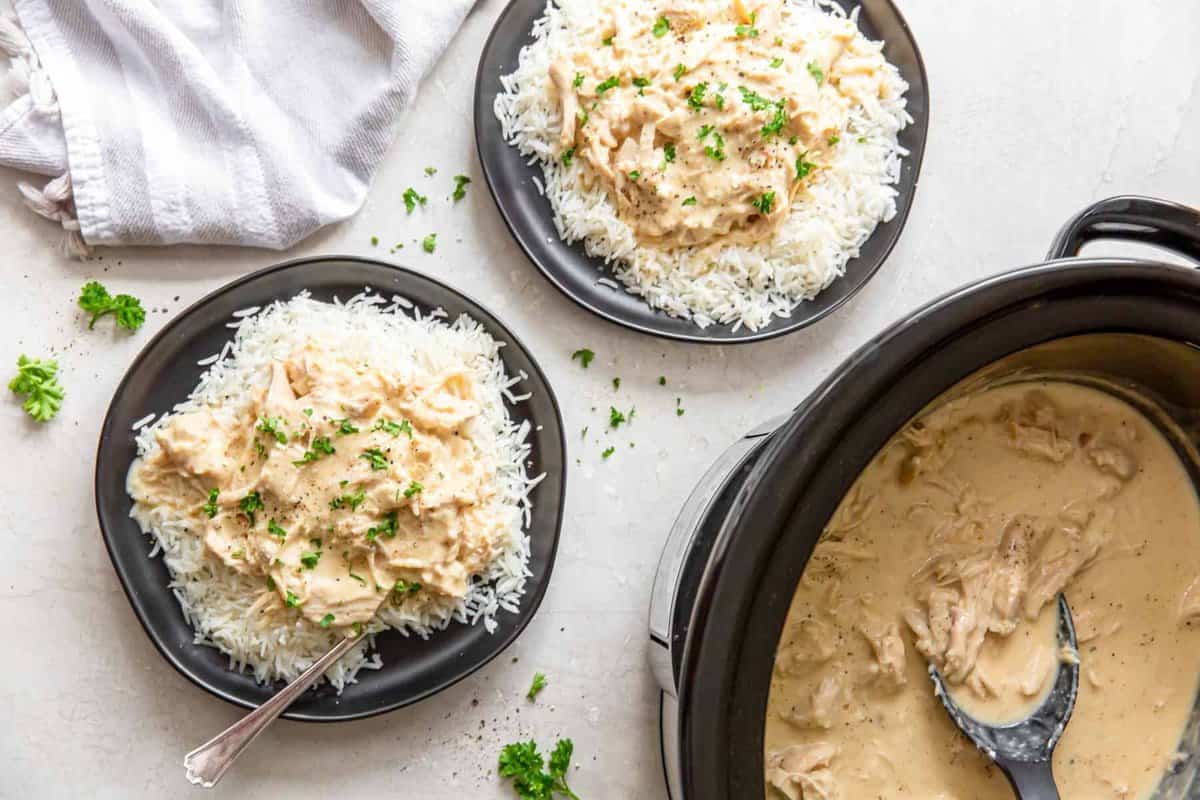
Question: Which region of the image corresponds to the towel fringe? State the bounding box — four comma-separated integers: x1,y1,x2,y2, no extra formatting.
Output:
2,14,86,258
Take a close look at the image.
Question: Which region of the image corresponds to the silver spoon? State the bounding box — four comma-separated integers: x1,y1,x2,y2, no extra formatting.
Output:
929,594,1080,800
183,630,363,788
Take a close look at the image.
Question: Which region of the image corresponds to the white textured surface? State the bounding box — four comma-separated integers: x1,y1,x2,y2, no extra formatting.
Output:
1,1,1198,798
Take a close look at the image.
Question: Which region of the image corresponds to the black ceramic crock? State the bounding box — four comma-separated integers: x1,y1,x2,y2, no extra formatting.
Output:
652,196,1200,798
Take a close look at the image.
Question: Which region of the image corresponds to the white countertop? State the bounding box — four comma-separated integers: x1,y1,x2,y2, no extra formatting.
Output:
2,1,1198,797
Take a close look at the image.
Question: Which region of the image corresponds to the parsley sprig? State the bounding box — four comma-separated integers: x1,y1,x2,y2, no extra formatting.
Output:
498,738,580,800
78,281,146,331
8,355,64,422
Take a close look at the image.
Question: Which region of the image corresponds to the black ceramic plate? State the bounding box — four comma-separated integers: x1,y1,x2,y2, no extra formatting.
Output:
475,0,929,343
94,256,566,722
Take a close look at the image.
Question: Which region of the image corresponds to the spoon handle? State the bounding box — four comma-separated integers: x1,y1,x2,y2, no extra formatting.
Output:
1000,759,1060,800
183,633,362,788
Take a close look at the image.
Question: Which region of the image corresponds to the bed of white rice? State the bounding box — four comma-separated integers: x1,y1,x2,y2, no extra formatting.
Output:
494,0,912,332
127,290,541,690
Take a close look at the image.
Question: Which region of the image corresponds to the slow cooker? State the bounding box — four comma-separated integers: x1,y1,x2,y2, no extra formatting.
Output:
649,195,1200,799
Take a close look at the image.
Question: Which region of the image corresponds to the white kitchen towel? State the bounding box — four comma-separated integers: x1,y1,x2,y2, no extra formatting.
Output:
0,0,474,255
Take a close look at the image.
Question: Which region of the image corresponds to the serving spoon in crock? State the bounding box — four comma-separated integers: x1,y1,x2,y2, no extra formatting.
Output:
929,594,1080,800
182,629,364,788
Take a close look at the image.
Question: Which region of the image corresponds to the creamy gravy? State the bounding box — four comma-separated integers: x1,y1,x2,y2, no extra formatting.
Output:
549,0,896,249
765,381,1200,799
128,341,508,632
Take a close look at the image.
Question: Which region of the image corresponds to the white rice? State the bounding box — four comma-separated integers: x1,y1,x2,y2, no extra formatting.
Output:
494,0,912,331
127,291,539,690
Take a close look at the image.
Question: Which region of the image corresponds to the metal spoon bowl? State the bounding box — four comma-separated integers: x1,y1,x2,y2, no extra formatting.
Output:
929,594,1080,800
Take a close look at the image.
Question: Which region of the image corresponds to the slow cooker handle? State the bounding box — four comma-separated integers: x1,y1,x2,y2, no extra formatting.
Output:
1047,195,1200,262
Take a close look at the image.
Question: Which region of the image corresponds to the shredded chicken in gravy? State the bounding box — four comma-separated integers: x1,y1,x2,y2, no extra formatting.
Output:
765,381,1200,799
550,0,896,249
128,342,508,631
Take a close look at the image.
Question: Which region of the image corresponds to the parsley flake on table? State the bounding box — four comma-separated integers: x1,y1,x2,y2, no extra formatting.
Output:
527,672,548,701
658,376,667,386
601,446,615,459
806,60,825,86
8,355,64,422
424,166,437,176
676,397,686,416
571,348,595,368
78,281,146,332
609,406,628,429
202,488,220,518
422,233,437,253
403,187,427,214
612,377,620,390
652,15,670,37
370,236,379,246
240,492,264,525
452,174,471,201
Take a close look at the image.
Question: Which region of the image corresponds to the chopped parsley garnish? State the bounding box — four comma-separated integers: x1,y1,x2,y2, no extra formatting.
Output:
374,418,413,438
806,61,825,86
268,519,288,541
673,63,686,81
78,280,146,331
230,548,245,560
612,377,621,390
293,436,335,466
498,738,579,800
348,566,367,586
698,124,715,139
422,233,437,254
452,174,471,201
300,550,321,569
795,152,816,181
770,57,784,68
239,492,264,525
202,488,220,518
609,406,628,429
682,196,697,207
572,71,584,88
394,579,422,595
366,510,399,541
652,16,670,37
320,613,335,628
360,447,390,471
329,488,366,511
602,446,615,459
663,142,676,164
687,82,708,111
601,34,613,46
302,408,314,417
827,134,840,146
403,480,424,499
628,170,640,181
704,131,727,161
335,418,359,436
8,355,64,422
571,348,595,368
256,416,288,444
858,135,868,144
761,104,788,138
285,590,300,608
595,75,619,95
752,191,776,215
738,86,772,111
735,12,759,38
424,166,437,176
561,147,576,168
527,672,548,700
403,187,427,214
267,575,276,591
714,88,726,110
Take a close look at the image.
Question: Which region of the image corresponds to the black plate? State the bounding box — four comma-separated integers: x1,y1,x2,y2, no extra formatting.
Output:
475,0,929,343
94,256,567,722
